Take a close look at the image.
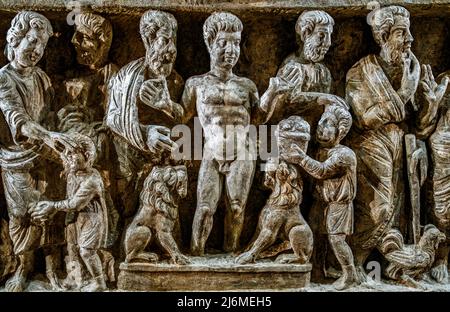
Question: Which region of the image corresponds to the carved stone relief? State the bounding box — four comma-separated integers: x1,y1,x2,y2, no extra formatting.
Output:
0,2,449,292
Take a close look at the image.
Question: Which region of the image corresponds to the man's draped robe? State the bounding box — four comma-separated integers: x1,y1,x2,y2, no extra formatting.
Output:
345,54,407,250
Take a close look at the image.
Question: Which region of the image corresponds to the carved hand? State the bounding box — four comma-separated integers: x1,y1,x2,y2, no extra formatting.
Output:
30,201,56,223
146,125,176,153
420,64,449,108
317,94,349,109
398,51,420,104
278,62,303,89
140,78,172,110
280,144,306,164
268,77,292,96
45,131,78,153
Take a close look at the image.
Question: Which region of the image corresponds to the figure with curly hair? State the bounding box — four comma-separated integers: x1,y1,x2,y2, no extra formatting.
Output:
282,105,360,290
180,12,290,256
0,11,77,292
31,134,110,292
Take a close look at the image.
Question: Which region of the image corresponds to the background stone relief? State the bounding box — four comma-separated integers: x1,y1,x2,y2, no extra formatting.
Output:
0,0,449,291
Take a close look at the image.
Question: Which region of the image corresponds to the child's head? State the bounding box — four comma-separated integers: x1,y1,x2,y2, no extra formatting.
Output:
61,133,96,172
316,104,352,147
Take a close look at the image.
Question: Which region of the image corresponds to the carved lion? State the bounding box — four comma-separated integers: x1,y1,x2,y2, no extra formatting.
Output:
124,165,189,265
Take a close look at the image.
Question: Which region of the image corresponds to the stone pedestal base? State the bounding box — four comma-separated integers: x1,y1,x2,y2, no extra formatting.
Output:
117,254,311,291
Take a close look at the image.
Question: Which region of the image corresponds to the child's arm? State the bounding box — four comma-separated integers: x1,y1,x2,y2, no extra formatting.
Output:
283,146,350,180
298,152,345,180
30,178,98,221
53,180,97,212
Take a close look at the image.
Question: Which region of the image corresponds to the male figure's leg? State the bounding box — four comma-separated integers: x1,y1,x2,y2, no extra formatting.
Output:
2,168,41,292
326,203,359,290
77,213,106,291
79,247,106,291
224,160,255,253
191,160,222,256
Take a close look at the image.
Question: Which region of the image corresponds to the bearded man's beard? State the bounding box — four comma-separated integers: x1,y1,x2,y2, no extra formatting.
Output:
76,47,96,66
382,40,407,66
146,46,176,77
303,37,328,63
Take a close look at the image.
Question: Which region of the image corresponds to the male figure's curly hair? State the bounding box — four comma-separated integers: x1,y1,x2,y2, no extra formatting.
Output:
324,104,353,142
139,10,177,45
203,12,242,50
75,12,113,47
5,11,53,62
368,6,409,45
295,10,334,43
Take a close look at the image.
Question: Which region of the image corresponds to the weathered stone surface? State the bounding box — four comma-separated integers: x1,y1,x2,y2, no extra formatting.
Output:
118,255,312,291
0,0,449,293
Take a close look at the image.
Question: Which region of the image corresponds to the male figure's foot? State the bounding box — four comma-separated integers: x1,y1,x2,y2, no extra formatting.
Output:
82,276,107,292
46,270,63,291
333,265,361,291
5,271,27,292
325,266,342,279
190,245,205,257
275,253,308,264
235,251,254,264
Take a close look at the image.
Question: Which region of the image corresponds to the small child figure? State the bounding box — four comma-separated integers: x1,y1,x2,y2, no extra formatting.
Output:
282,104,360,290
31,133,109,292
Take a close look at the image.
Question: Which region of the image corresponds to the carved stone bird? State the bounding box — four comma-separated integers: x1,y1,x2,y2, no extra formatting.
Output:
380,224,446,288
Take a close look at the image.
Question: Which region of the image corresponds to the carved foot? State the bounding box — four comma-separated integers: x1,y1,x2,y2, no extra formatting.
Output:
81,278,107,292
398,274,425,290
332,268,361,291
126,252,159,264
5,272,27,292
190,246,205,257
47,271,63,291
431,263,449,284
275,253,307,264
355,265,370,283
235,252,255,264
172,254,191,265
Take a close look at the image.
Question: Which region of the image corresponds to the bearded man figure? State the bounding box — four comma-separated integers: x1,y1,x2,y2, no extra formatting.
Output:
56,12,119,288
345,5,448,279
106,10,184,219
279,10,333,93
267,10,344,125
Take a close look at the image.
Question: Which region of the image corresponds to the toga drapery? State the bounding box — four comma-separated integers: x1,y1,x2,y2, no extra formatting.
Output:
345,54,407,250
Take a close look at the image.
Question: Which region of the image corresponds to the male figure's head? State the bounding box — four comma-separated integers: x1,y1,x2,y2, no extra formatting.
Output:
5,11,53,69
368,5,413,66
61,134,96,173
316,105,352,148
72,12,113,69
296,10,334,63
203,12,243,71
140,10,177,77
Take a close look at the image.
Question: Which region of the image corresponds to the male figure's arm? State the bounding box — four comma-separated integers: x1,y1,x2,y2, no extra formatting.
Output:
53,178,98,212
178,78,197,124
415,68,449,139
105,69,175,153
30,176,99,221
0,73,73,152
345,62,405,130
286,147,353,180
